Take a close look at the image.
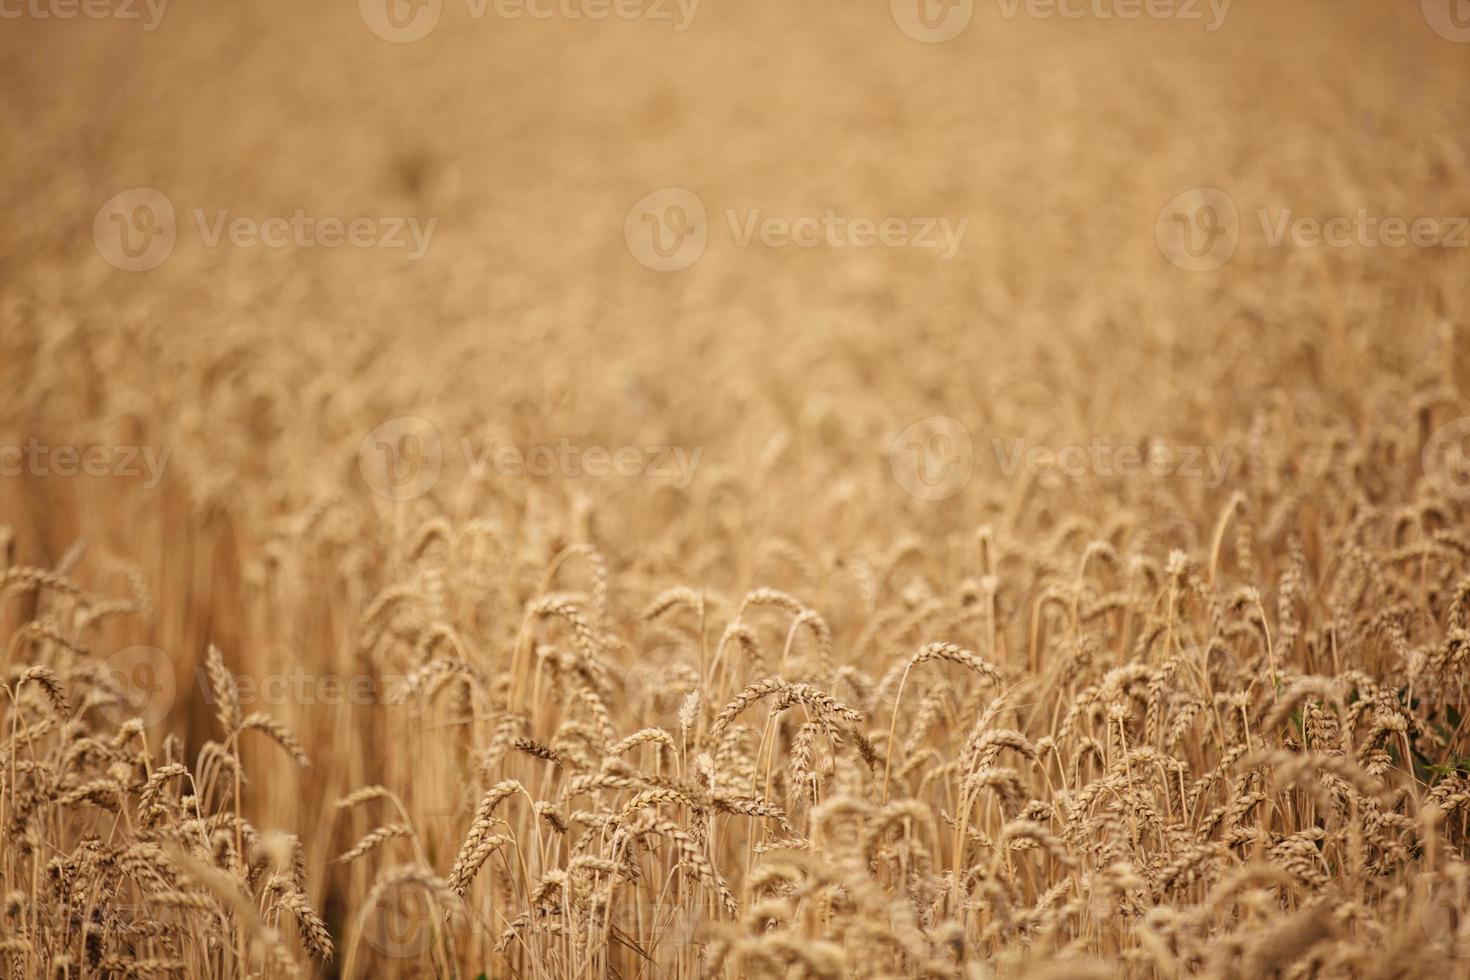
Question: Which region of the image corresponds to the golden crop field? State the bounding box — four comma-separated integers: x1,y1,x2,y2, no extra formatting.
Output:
3,0,1470,976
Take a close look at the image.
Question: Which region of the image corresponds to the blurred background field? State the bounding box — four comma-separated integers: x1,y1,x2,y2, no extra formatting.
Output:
3,0,1470,976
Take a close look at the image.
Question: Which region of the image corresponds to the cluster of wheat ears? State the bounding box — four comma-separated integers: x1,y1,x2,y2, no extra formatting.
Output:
5,408,1470,978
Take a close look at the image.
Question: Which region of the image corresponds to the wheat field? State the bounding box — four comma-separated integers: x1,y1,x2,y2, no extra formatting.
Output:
4,0,1470,977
